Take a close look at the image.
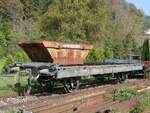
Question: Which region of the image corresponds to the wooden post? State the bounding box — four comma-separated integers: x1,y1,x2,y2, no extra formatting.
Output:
26,69,32,95
14,67,21,96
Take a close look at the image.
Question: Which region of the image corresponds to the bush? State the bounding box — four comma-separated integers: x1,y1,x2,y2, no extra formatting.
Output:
85,48,106,63
5,51,30,65
0,52,30,74
0,57,8,74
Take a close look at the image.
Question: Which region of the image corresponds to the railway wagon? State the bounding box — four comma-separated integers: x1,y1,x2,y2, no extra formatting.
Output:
8,41,143,93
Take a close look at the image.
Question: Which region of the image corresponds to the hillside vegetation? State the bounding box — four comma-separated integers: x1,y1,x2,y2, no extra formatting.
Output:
0,0,150,67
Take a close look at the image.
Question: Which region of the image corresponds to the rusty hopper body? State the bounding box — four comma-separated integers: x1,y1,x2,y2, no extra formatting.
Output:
19,41,93,65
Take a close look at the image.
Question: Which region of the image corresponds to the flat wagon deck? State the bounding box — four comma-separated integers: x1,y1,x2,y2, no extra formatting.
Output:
56,64,143,79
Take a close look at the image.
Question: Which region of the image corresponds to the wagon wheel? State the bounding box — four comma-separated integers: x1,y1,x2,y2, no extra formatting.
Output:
63,78,80,93
121,74,128,81
117,74,128,83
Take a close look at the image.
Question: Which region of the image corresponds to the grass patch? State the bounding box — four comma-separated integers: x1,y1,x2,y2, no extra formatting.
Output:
0,74,28,96
5,108,21,113
113,89,138,102
130,91,150,113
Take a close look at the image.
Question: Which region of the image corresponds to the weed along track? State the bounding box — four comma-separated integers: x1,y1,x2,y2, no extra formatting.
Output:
1,79,149,113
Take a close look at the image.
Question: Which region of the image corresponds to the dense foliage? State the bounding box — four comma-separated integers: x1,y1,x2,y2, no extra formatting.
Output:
0,0,150,66
141,39,150,61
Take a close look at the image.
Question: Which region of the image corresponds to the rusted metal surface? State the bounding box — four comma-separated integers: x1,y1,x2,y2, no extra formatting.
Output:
19,41,93,65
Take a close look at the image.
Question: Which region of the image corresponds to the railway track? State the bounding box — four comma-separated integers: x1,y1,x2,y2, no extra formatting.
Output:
24,79,150,113
1,79,149,113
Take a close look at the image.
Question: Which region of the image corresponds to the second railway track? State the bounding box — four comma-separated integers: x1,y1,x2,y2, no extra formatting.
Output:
1,79,149,113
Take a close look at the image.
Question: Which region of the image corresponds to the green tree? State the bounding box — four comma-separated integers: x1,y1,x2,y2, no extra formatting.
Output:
0,0,148,66
141,39,150,61
34,0,111,44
